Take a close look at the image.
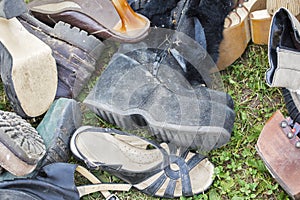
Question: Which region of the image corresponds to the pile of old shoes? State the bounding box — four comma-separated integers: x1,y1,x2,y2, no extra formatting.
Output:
0,0,84,179
0,0,237,199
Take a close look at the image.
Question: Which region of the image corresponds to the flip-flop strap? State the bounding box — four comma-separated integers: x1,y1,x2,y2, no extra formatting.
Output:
76,166,131,200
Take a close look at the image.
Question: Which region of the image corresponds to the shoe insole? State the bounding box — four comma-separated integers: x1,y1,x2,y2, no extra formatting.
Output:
75,131,163,172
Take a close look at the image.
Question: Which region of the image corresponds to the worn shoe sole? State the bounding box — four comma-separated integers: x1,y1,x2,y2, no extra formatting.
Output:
84,103,232,151
0,17,57,118
0,110,46,176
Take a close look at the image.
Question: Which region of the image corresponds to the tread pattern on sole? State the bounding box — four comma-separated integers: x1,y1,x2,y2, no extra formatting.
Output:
91,107,229,151
0,110,46,165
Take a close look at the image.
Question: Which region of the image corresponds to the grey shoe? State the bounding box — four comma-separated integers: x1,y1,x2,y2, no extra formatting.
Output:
84,41,235,151
0,110,46,176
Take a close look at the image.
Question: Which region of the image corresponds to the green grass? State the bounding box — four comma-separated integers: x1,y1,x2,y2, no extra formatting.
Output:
74,43,290,199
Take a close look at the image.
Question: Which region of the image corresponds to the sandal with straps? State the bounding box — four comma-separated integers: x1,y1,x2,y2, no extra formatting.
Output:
70,126,214,198
27,0,150,43
0,162,131,200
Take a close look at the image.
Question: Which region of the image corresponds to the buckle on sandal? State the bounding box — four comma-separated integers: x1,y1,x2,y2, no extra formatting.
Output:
106,194,119,200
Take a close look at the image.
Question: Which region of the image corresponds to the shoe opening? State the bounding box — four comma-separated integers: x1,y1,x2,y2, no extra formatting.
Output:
130,114,148,127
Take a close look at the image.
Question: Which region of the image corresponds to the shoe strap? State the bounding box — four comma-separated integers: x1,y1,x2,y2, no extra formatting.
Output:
75,166,132,199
